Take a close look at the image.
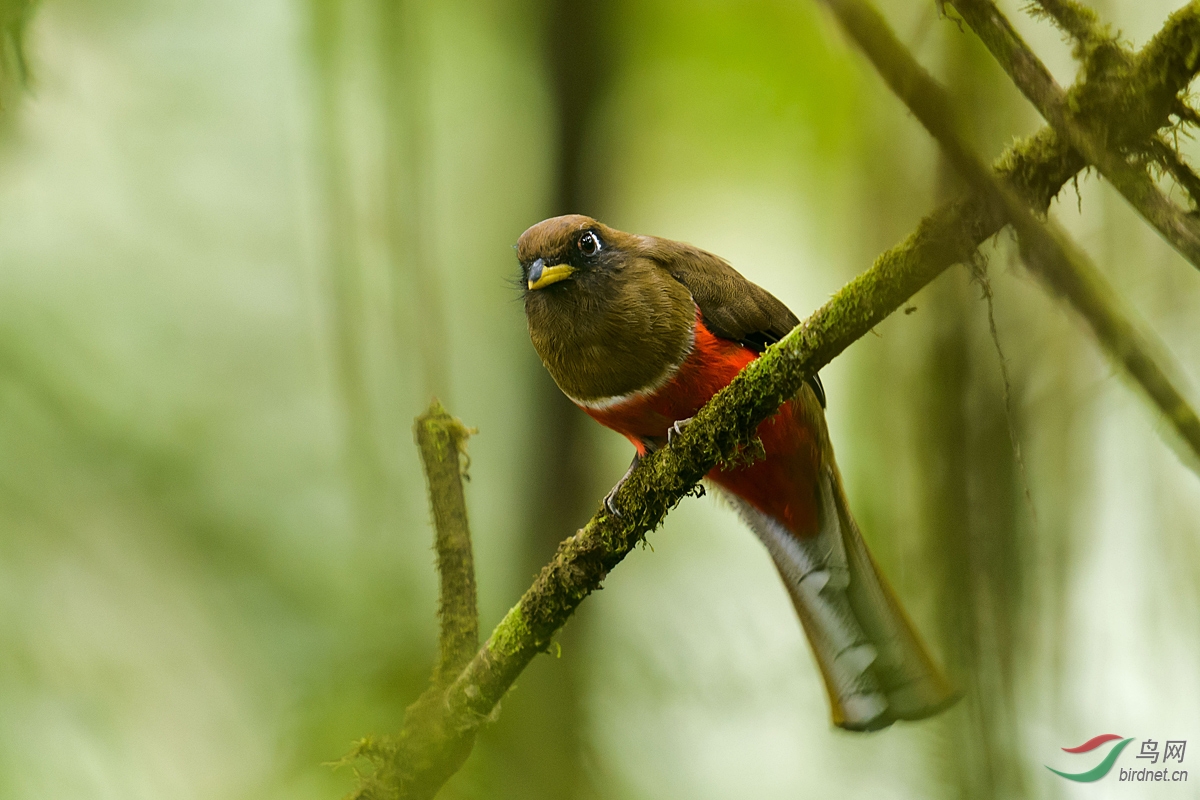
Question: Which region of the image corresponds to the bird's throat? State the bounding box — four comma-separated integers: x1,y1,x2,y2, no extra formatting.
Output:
524,262,695,403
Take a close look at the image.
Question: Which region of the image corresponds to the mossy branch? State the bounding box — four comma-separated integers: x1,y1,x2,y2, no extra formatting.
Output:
344,4,1200,797
1028,0,1106,51
950,0,1200,272
344,401,479,800
1150,136,1200,208
413,401,479,683
818,0,1200,459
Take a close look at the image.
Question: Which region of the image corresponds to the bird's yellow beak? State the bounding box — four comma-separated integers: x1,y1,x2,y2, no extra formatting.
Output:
527,258,574,291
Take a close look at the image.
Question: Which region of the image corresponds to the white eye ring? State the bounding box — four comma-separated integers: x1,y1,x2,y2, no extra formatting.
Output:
579,231,601,257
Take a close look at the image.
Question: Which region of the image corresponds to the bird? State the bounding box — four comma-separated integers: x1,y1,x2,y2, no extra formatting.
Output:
516,214,957,732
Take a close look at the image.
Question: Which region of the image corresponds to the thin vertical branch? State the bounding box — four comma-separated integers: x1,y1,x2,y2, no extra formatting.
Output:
346,401,480,800
414,401,479,683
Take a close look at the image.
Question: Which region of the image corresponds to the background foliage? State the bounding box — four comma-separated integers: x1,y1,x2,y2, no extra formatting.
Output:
0,1,1197,799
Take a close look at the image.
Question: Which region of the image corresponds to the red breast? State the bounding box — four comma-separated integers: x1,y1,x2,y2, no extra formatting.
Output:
579,310,823,537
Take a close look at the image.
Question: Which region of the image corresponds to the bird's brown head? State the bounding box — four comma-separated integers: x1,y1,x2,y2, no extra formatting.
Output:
516,214,635,295
515,214,695,403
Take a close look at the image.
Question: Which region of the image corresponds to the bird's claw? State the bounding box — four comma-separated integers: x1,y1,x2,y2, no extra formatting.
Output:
604,487,622,518
667,416,694,446
603,450,644,519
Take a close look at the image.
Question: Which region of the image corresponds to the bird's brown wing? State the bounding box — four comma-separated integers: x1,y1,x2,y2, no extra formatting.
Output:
646,237,824,406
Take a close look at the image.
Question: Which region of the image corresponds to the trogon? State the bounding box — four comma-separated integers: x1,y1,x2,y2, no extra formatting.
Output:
517,214,956,731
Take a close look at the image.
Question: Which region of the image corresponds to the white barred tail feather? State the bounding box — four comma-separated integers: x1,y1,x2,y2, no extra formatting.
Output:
824,464,960,727
719,463,958,731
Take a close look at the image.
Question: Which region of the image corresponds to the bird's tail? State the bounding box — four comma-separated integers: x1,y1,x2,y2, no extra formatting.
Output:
722,464,958,731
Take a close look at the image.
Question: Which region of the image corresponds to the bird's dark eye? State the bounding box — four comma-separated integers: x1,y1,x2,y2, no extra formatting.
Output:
578,231,601,257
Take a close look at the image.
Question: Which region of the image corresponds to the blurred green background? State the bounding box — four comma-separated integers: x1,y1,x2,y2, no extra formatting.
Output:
0,0,1197,798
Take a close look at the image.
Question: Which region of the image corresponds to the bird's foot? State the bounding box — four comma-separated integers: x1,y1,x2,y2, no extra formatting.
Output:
667,416,695,446
604,451,643,518
603,489,621,518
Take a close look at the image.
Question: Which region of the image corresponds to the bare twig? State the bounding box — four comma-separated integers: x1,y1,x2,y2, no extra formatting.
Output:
819,0,1200,458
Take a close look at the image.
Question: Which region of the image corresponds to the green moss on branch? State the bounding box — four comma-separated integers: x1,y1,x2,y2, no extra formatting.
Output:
819,0,1200,458
1026,0,1109,59
413,401,478,682
347,402,480,800
951,0,1200,271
